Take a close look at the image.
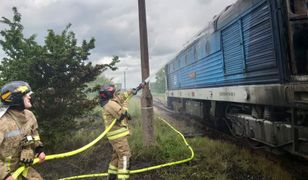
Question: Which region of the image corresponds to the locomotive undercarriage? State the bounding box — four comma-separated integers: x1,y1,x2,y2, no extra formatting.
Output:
225,104,308,157
168,97,308,158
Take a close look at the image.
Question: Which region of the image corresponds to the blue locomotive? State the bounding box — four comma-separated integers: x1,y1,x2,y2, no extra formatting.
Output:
165,0,308,157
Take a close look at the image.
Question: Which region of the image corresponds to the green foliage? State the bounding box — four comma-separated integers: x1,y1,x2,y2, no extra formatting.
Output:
86,75,113,99
127,97,141,119
0,7,41,86
150,68,165,93
0,7,119,149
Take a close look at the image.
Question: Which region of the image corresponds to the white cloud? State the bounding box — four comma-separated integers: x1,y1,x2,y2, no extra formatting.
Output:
0,0,237,87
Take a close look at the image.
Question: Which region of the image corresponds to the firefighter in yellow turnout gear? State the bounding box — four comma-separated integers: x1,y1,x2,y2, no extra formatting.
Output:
99,84,144,180
0,81,46,180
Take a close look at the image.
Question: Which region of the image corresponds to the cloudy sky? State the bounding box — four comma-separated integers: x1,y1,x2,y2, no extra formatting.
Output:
0,0,236,88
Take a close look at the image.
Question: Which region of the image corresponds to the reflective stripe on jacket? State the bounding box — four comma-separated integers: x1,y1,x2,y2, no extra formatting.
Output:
102,91,132,141
0,109,42,179
107,127,129,140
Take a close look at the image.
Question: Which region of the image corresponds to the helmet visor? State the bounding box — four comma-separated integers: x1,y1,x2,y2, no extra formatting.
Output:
26,91,33,96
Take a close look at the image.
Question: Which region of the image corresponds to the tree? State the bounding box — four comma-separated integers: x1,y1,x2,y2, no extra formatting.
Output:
0,7,119,149
150,68,165,93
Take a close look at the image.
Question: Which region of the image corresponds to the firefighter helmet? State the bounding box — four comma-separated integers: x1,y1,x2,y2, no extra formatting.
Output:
99,85,116,106
0,81,33,107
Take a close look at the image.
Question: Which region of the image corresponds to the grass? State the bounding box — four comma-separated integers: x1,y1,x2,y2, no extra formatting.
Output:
186,137,292,180
37,96,294,179
151,92,167,103
127,97,293,180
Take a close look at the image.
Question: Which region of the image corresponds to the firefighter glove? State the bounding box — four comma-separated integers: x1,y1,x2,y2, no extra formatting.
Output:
132,82,146,95
132,88,138,95
138,82,146,89
127,112,132,120
35,144,44,157
117,111,128,122
20,148,34,166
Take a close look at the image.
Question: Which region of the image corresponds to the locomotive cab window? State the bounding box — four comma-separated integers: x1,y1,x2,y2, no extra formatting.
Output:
185,54,188,65
194,46,198,61
188,47,195,63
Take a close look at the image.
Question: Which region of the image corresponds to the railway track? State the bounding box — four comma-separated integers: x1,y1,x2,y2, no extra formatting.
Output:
153,97,239,140
152,98,206,137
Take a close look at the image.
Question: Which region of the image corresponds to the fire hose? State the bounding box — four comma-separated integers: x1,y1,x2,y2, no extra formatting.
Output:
58,116,194,179
12,74,194,179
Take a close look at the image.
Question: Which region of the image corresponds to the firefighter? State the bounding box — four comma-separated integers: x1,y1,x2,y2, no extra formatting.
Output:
99,83,144,180
0,81,46,180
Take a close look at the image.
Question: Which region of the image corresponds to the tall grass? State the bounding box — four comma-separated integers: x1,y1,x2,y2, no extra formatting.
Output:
127,97,293,180
42,96,293,179
186,137,293,180
128,97,189,163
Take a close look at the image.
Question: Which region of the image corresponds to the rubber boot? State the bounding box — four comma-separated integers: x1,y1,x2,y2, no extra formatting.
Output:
108,174,117,180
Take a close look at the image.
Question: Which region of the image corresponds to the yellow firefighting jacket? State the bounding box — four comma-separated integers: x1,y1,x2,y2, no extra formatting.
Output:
102,90,133,141
0,109,42,179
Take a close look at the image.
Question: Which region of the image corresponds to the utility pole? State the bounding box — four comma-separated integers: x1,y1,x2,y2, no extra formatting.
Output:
138,0,154,146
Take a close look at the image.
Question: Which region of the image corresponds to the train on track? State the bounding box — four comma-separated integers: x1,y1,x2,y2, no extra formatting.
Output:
164,0,308,158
